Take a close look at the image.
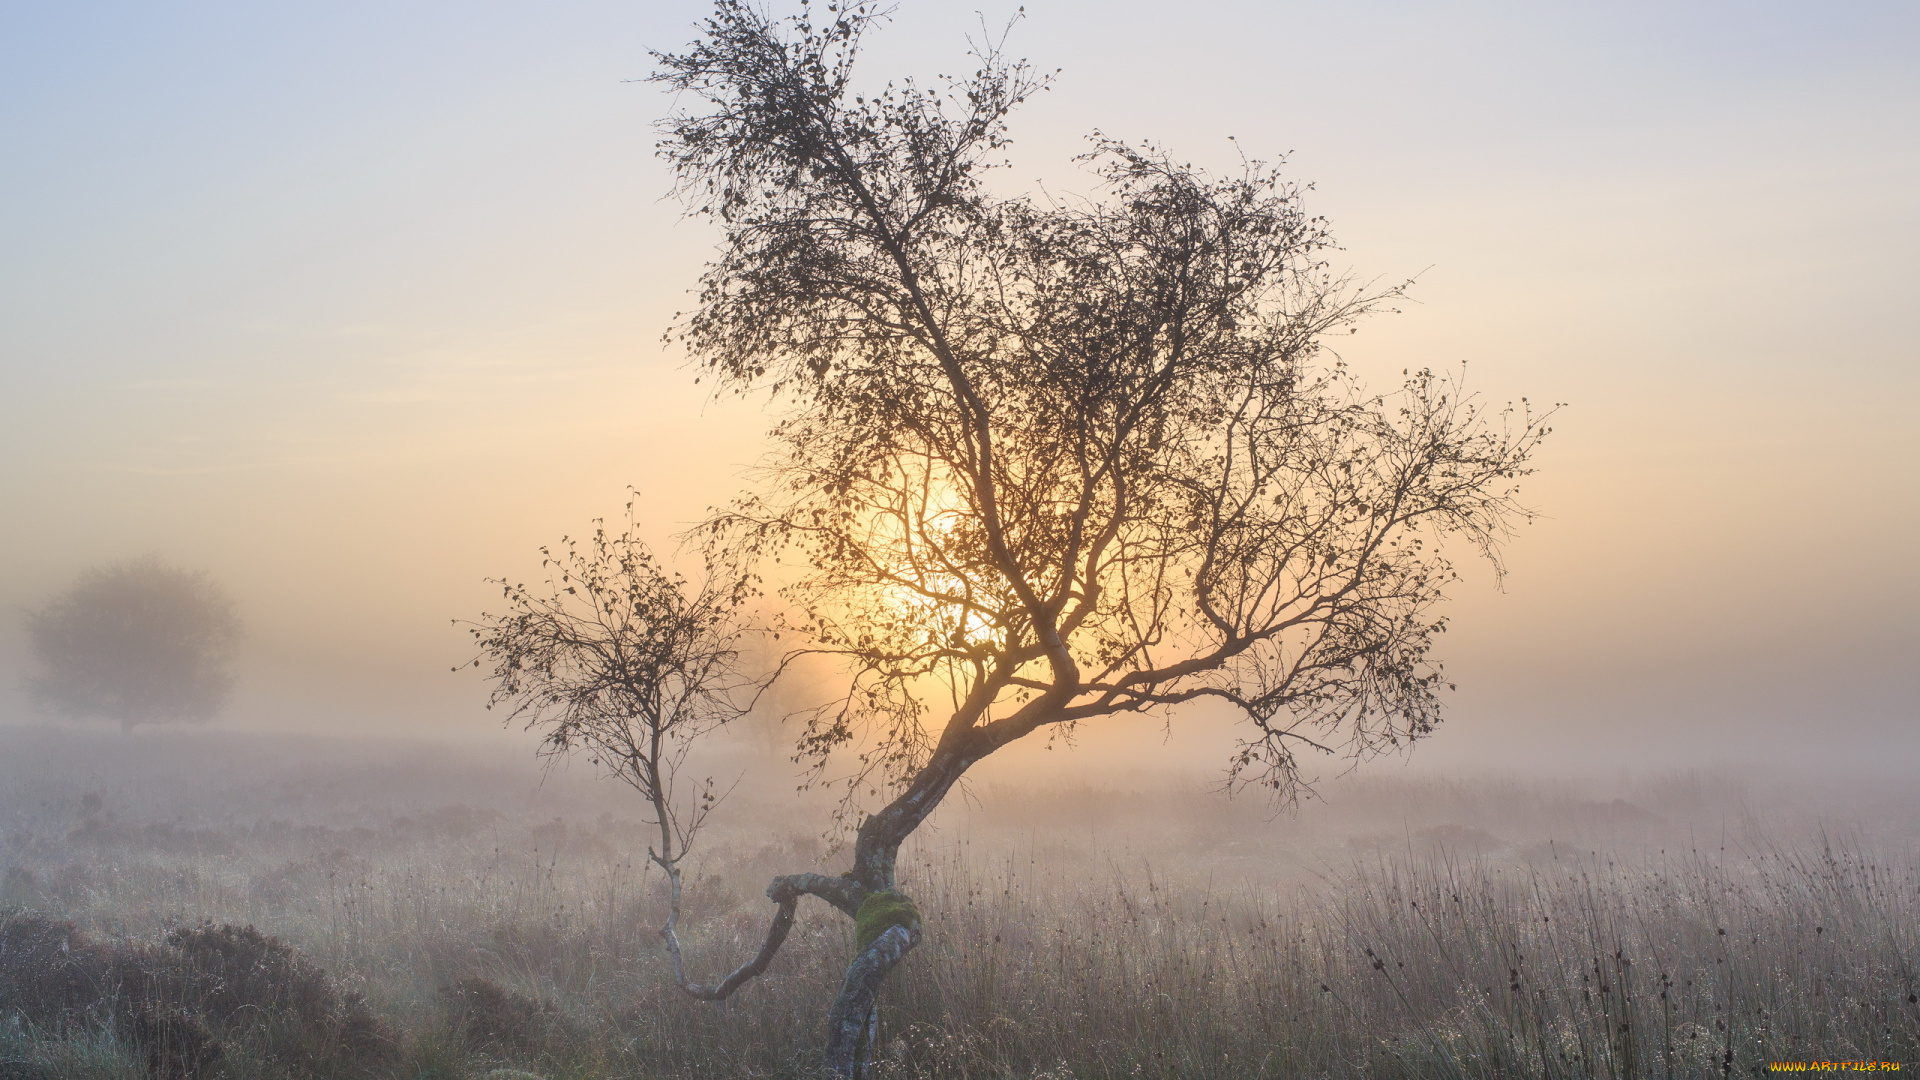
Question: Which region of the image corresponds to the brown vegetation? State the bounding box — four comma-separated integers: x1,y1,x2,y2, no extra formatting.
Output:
440,977,568,1059
0,915,393,1079
0,731,1915,1077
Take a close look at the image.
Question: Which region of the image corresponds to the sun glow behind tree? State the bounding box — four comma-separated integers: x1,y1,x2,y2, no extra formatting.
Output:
584,1,1546,1071
483,1,1552,1072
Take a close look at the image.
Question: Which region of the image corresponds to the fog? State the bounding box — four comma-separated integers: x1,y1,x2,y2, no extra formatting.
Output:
10,8,1920,1077
6,721,1917,862
2,1,1917,830
5,721,1914,1075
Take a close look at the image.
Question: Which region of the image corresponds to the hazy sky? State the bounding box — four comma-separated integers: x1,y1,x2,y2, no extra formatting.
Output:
2,1,1915,776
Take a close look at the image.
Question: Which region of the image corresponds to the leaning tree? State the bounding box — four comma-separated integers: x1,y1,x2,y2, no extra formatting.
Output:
476,2,1550,1074
26,556,243,732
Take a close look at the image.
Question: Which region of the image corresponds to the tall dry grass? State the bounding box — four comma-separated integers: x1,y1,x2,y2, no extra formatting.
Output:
1,735,1915,1078
878,835,1920,1078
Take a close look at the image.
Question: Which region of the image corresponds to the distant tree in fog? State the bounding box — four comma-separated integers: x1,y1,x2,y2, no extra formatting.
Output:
25,557,242,731
478,3,1552,1074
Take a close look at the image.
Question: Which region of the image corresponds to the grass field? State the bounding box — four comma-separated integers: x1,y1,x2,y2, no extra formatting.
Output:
1,727,1915,1078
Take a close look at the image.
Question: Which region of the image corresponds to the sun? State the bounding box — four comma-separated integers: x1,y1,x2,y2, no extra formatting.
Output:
851,467,1004,657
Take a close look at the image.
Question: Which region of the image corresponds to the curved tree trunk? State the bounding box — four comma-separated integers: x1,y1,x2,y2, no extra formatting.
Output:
661,743,989,1076
849,745,975,891
814,744,971,1076
823,924,917,1078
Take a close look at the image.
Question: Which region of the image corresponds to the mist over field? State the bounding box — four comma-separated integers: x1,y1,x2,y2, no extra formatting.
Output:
4,724,1918,886
3,724,1918,1077
2,0,1916,773
3,0,1918,1077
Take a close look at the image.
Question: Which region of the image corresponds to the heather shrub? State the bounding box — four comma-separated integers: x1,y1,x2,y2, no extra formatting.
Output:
122,1003,221,1080
118,924,396,1076
0,914,113,1026
440,976,568,1061
0,916,395,1079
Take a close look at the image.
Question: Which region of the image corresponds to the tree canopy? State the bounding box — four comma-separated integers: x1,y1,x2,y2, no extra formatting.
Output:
478,4,1552,1072
655,0,1549,889
26,557,242,731
465,506,764,1000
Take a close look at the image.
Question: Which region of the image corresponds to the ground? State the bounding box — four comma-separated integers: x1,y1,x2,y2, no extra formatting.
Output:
0,726,1914,1078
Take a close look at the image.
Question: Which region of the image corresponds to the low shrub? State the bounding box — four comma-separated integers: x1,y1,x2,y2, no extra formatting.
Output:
0,914,112,1026
0,914,395,1079
441,976,566,1060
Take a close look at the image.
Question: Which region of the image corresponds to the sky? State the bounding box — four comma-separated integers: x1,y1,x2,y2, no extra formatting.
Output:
1,0,1915,779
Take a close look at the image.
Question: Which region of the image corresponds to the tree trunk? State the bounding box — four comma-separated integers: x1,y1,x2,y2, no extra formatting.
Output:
822,923,917,1078
669,744,985,1074
815,741,988,1074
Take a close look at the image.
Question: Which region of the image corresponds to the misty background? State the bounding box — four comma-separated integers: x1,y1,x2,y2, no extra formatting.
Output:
2,0,1915,785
